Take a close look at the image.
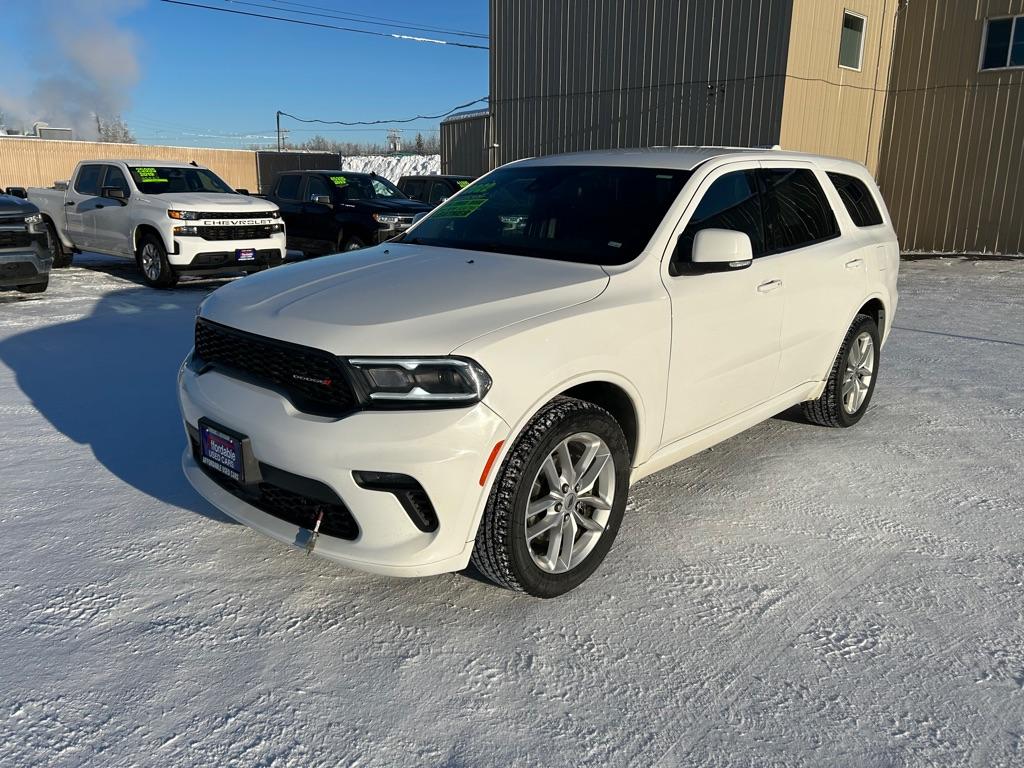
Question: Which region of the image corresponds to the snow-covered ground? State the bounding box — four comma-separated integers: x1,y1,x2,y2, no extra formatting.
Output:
338,154,440,182
1,256,1022,767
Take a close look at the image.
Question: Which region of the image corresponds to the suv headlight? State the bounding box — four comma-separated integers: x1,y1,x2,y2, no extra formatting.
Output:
372,213,402,227
24,212,44,232
346,357,491,406
168,210,200,220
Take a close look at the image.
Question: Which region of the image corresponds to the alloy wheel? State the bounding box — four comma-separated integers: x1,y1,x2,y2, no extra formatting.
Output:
524,432,615,574
842,331,875,414
141,243,162,281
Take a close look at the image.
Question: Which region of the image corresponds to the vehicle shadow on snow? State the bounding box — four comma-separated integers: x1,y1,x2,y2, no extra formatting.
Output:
0,284,235,524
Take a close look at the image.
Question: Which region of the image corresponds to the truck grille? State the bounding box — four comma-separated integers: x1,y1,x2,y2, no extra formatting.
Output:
0,230,32,249
194,319,357,417
196,211,278,220
198,225,277,241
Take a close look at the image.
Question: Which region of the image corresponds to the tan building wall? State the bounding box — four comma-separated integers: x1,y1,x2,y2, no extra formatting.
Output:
878,0,1024,255
779,0,897,175
0,138,259,191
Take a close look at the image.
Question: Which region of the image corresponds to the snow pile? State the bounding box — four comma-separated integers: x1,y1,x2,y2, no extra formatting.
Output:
338,154,440,182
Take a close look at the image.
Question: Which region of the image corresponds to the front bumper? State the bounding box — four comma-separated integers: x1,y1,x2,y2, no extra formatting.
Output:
178,363,510,576
0,240,52,288
169,231,287,273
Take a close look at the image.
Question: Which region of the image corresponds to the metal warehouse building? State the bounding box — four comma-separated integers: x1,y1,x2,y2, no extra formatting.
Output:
441,0,1024,256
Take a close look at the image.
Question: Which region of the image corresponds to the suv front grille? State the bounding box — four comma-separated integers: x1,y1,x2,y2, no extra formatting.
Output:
194,318,356,417
0,230,32,249
198,225,277,241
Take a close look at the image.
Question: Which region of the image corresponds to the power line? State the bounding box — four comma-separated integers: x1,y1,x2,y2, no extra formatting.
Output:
277,96,489,128
158,0,488,50
242,0,487,39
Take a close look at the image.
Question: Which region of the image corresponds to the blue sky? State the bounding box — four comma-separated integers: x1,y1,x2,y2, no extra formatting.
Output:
0,0,489,149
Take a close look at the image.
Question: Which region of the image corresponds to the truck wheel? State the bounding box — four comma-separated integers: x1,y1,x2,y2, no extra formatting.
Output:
470,396,630,598
802,313,880,428
17,278,48,294
342,235,366,252
137,234,178,289
46,223,72,268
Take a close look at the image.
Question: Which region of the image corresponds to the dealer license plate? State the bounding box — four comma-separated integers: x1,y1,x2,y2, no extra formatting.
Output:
199,422,244,483
236,248,256,262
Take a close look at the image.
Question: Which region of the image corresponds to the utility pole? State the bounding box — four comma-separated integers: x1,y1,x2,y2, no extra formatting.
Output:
276,110,282,153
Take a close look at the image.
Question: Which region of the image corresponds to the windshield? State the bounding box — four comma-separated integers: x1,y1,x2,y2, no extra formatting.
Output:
401,165,691,265
329,174,407,201
128,166,235,194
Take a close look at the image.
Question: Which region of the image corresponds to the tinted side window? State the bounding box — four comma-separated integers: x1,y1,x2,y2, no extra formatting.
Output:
276,174,302,200
674,170,765,272
75,165,103,196
761,169,839,252
403,179,426,201
306,175,331,200
103,165,131,197
827,172,882,227
427,181,449,204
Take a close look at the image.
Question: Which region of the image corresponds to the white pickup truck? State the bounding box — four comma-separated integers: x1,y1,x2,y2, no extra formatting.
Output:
29,159,286,288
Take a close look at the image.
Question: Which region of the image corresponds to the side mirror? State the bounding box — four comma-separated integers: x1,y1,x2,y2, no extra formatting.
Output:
687,229,753,272
312,195,332,205
5,186,27,199
411,211,428,225
235,188,250,195
101,186,127,202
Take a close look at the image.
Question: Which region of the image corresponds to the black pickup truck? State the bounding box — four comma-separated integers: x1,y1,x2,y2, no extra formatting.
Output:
263,170,431,256
0,191,51,294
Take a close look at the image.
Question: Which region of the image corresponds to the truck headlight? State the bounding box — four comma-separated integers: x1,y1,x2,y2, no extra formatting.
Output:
346,357,491,406
24,213,44,232
168,210,199,220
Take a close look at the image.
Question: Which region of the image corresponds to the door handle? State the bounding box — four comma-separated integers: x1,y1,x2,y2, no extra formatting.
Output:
845,258,864,269
757,279,783,293
65,201,75,206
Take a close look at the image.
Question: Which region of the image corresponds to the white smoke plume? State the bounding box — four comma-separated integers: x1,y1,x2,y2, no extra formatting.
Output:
0,0,141,139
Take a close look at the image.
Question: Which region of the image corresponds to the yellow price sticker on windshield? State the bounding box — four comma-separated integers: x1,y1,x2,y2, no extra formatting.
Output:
330,175,347,186
456,180,470,188
135,167,167,182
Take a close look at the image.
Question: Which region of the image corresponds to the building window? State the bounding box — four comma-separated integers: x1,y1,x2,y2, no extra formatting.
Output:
981,16,1024,70
838,11,866,70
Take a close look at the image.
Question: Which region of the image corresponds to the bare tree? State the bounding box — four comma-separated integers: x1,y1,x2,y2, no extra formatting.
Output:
95,114,136,144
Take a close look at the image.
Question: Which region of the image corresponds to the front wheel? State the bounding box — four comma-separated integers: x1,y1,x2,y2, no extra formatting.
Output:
802,313,880,428
471,396,630,598
342,235,366,252
137,234,178,289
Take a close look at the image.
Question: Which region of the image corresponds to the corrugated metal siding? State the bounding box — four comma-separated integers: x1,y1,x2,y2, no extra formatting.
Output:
0,138,259,190
779,0,896,174
487,0,794,169
878,0,1024,255
440,112,491,176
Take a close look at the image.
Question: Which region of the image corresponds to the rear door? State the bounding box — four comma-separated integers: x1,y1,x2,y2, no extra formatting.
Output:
660,164,785,444
63,163,105,249
272,173,305,248
89,165,133,256
759,161,867,394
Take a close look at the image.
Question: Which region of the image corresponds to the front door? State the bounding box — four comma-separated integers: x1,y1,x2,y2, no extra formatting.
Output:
661,166,784,445
89,165,133,256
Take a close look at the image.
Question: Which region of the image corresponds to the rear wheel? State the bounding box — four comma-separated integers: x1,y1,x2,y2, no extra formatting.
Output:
471,396,630,597
46,222,72,268
137,234,178,289
802,313,880,428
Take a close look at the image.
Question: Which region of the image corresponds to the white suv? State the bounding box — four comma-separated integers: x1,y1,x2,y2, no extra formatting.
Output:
178,147,899,597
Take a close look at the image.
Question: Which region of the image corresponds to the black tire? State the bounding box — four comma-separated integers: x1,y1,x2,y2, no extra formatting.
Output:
137,234,178,289
46,222,72,268
17,278,48,294
470,396,631,598
802,313,880,428
342,235,366,252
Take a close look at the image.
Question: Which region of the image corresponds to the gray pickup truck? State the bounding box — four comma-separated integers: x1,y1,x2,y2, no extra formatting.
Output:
0,191,51,294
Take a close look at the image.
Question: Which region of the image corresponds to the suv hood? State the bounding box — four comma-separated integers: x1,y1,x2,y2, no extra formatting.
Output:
0,195,39,215
200,244,609,356
141,192,277,211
